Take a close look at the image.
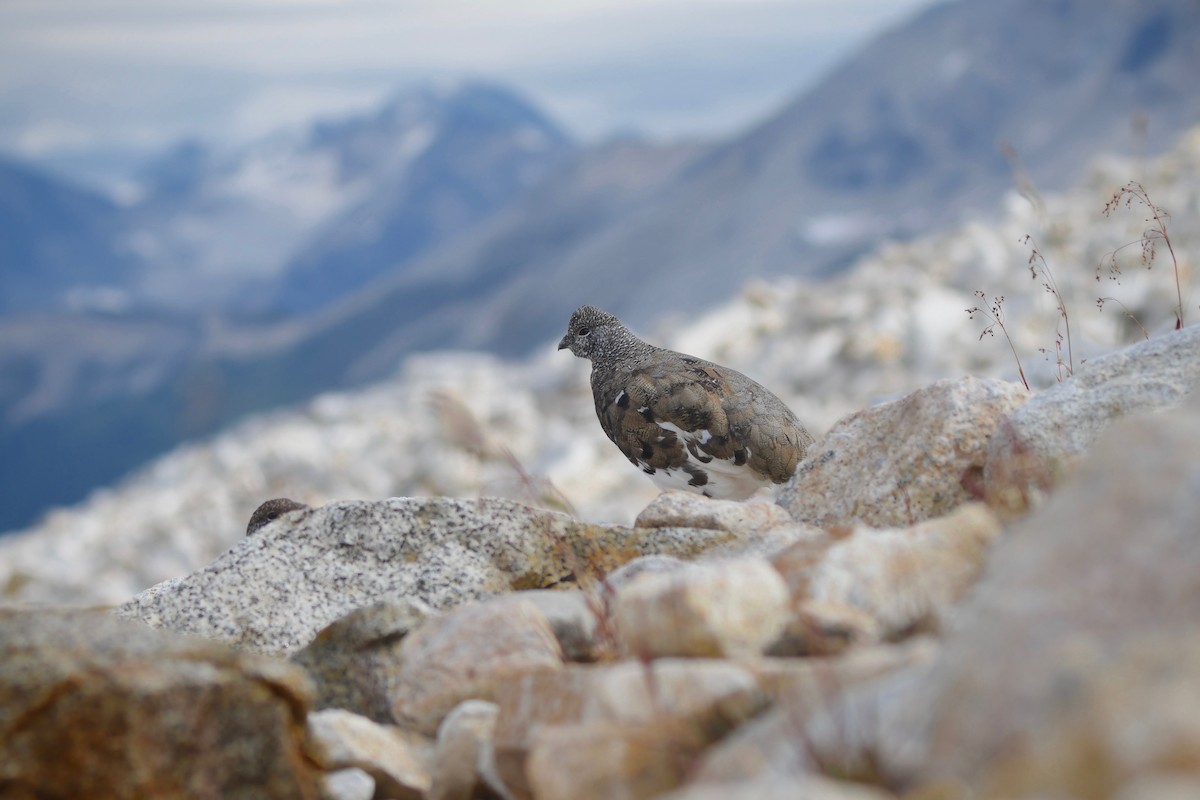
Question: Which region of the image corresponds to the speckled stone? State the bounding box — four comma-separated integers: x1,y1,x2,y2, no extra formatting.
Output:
985,324,1200,516
0,608,317,799
780,376,1027,529
117,497,744,655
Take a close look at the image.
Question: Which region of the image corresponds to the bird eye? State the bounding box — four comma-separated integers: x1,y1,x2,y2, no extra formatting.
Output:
576,327,590,336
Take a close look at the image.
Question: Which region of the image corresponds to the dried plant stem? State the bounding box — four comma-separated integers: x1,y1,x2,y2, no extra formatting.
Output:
1095,296,1148,340
1101,181,1186,330
1024,236,1073,381
966,292,1029,391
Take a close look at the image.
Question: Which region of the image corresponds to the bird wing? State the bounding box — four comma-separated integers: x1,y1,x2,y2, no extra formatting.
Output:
595,355,808,484
595,357,745,475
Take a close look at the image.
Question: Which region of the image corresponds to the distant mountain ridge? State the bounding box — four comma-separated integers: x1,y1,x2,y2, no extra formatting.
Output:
4,0,1200,534
0,157,140,314
272,83,575,313
267,0,1200,373
454,0,1200,339
124,81,576,313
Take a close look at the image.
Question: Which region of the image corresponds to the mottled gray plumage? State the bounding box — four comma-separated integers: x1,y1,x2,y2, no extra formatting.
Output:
558,305,813,499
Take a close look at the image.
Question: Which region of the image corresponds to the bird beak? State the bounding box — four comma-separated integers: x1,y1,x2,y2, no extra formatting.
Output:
557,335,570,351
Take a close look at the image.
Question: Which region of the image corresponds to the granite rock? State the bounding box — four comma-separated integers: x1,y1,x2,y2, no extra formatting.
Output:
985,324,1200,515
781,377,1027,528
603,554,691,589
759,401,1200,797
117,497,744,655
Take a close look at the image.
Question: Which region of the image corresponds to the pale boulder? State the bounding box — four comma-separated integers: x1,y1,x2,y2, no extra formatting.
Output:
305,708,432,799
390,595,564,736
612,557,791,658
781,377,1027,528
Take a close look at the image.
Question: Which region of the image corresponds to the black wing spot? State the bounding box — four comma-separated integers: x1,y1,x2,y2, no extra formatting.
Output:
640,407,656,423
685,440,713,463
684,464,709,487
733,449,747,466
641,442,654,459
643,466,657,475
616,392,631,408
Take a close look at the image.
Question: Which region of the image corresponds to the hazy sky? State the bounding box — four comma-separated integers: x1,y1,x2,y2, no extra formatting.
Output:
0,0,937,186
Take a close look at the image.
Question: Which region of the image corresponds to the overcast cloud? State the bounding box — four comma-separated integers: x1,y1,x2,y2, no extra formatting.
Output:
0,0,936,186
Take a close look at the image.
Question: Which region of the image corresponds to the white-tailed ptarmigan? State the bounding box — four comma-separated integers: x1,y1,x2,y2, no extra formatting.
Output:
558,305,813,499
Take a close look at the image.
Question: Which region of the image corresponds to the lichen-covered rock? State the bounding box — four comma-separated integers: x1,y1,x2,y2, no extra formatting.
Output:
117,497,744,655
292,600,433,723
0,609,318,799
612,557,791,658
985,324,1200,516
780,377,1027,528
390,595,564,736
304,709,432,799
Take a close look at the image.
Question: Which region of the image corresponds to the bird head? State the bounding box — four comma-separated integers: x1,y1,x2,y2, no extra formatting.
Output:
557,305,624,359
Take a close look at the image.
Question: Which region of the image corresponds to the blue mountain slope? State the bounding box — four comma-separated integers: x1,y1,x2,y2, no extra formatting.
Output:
0,159,139,314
